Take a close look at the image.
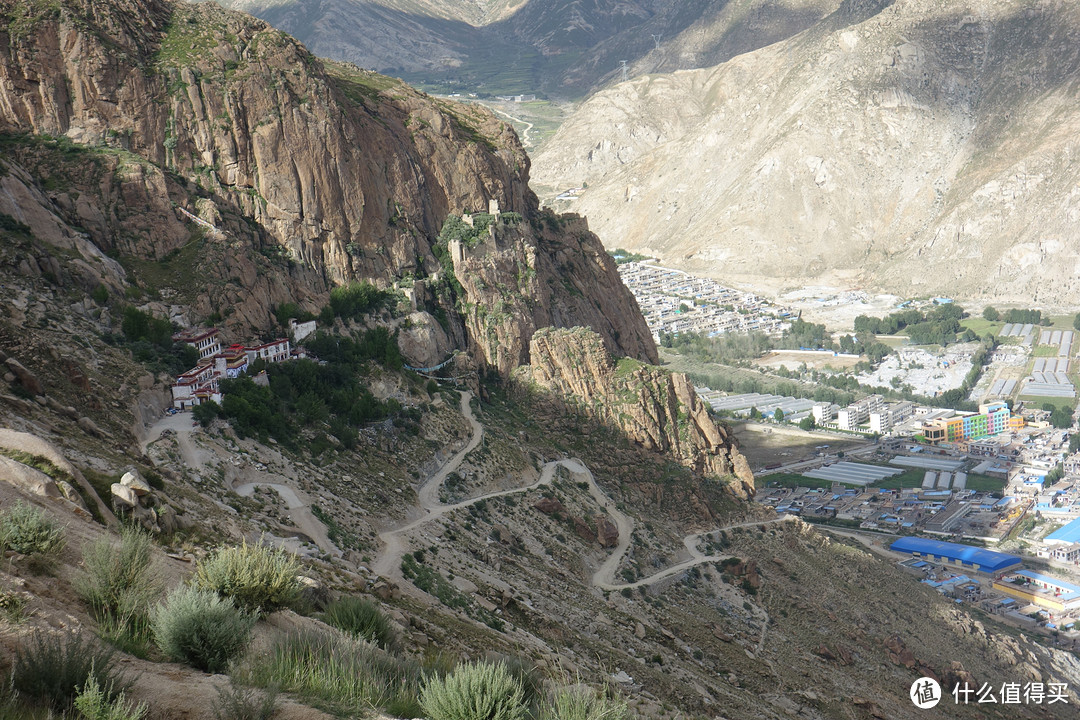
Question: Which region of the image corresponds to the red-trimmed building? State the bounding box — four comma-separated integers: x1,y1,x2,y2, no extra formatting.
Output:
170,333,292,410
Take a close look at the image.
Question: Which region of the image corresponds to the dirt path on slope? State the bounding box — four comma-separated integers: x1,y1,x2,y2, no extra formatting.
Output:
372,391,786,598
593,516,794,591
141,412,205,471
233,481,338,556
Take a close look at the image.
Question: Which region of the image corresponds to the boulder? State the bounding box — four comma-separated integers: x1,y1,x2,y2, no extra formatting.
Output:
5,358,42,395
156,504,179,535
55,480,89,512
533,497,567,516
120,470,151,496
596,515,619,548
78,416,103,437
110,483,139,508
0,455,60,498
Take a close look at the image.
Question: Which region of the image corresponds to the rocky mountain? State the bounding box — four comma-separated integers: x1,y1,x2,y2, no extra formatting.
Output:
521,327,753,498
0,1,1078,719
0,0,653,373
533,0,1080,307
212,0,842,97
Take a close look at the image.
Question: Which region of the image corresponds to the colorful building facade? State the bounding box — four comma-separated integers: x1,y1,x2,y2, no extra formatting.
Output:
923,402,1011,444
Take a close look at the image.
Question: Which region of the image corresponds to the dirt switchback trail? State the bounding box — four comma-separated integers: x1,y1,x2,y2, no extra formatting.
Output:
373,389,786,598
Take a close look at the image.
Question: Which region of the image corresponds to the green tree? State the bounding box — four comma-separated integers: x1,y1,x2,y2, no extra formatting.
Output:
1074,312,1080,331
773,408,785,423
748,406,761,420
799,416,816,431
983,306,1000,322
192,401,220,427
1069,434,1080,454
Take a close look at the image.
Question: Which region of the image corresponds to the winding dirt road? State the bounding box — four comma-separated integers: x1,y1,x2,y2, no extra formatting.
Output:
372,390,791,593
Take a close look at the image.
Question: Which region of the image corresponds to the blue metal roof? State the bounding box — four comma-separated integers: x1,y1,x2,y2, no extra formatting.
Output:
1046,517,1080,544
890,537,1021,573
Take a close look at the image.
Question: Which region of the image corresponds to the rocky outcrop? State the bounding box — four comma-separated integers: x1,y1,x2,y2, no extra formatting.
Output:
519,327,754,498
0,0,655,368
441,213,657,375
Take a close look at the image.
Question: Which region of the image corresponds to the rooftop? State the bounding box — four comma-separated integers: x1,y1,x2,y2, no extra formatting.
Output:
889,537,1021,573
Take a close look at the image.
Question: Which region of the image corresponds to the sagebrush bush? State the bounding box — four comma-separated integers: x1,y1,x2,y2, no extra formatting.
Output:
241,627,421,714
194,541,301,615
152,586,256,673
212,679,278,720
420,661,527,720
75,527,159,635
0,501,66,557
12,630,126,711
74,674,148,720
543,685,628,720
321,596,397,651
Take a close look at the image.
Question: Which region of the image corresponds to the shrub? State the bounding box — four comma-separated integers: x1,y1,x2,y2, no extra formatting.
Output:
242,628,420,714
193,540,302,615
321,596,397,651
0,589,28,622
74,674,148,720
75,527,160,650
420,661,526,720
543,685,628,720
12,630,126,711
0,501,66,557
152,586,256,673
212,679,278,720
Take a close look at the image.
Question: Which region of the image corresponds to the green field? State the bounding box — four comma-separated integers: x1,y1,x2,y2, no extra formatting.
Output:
959,318,1004,337
757,473,838,490
1017,395,1077,412
761,466,1006,494
1032,345,1059,357
868,468,926,489
964,473,1007,493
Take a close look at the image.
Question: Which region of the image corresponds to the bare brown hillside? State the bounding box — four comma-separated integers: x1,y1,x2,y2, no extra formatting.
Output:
532,0,1080,307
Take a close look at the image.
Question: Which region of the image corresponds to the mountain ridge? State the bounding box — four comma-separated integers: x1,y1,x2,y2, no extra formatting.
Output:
532,0,1080,307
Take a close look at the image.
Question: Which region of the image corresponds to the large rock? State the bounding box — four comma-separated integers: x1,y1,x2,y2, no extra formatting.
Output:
110,483,140,509
595,515,619,548
0,456,60,498
520,327,754,498
120,471,151,496
4,358,42,396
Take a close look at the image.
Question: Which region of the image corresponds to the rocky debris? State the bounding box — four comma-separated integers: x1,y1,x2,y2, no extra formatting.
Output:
4,358,42,395
814,644,854,665
884,635,918,669
532,497,568,516
371,580,401,601
298,575,331,611
521,327,754,498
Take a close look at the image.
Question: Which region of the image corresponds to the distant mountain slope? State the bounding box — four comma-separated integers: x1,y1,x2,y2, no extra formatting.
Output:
212,0,841,97
532,0,1080,306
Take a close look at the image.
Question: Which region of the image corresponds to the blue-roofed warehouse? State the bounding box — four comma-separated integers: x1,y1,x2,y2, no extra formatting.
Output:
890,537,1021,574
1046,517,1080,545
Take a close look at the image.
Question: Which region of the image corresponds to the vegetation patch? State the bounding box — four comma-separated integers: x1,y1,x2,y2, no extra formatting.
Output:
193,541,302,615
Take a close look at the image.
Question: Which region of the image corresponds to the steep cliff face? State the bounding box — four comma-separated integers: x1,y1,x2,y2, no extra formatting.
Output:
439,212,657,375
519,327,753,499
0,0,655,367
